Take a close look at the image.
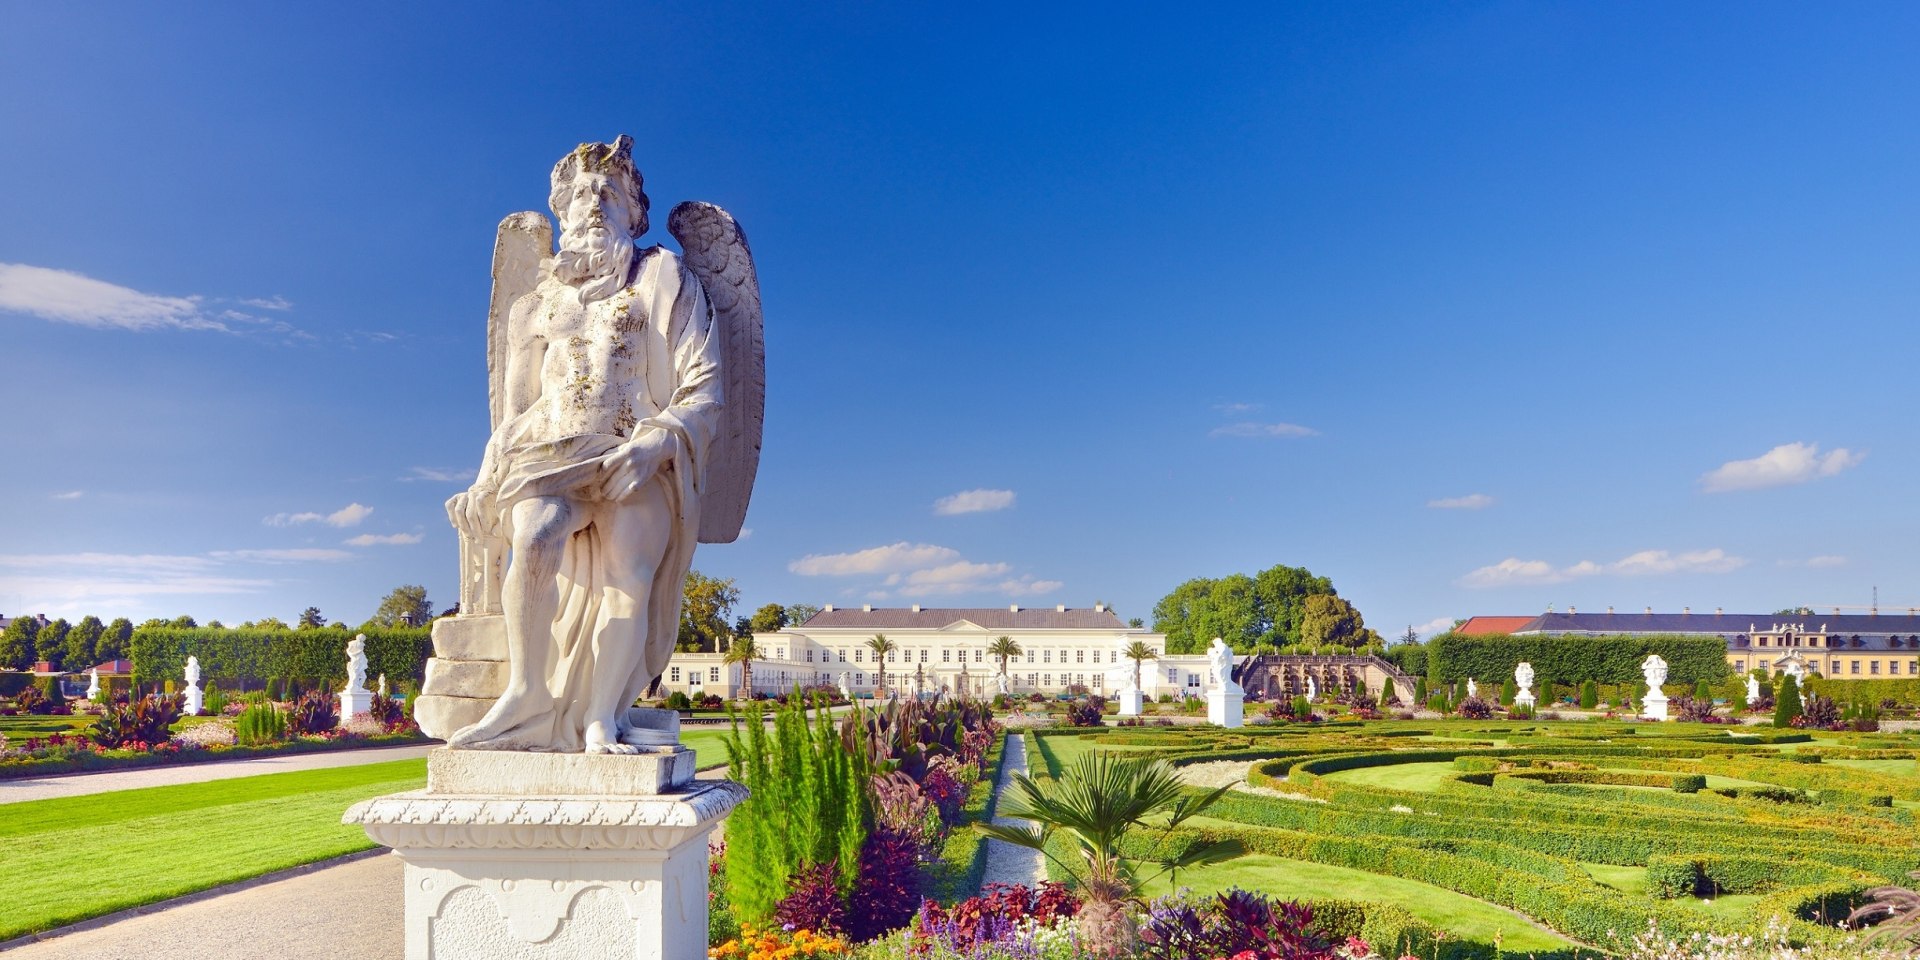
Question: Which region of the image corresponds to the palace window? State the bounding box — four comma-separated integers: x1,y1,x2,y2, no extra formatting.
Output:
838,650,847,663
974,650,983,662
1759,637,1769,646
1043,651,1052,663
1187,673,1201,688
919,649,929,663
1028,673,1038,688
1092,674,1104,689
670,667,681,682
855,649,864,662
1872,661,1881,675
709,667,721,682
1831,660,1840,673
1076,651,1084,664
1043,674,1053,686
888,650,897,662
1852,660,1862,675
1167,668,1178,683
807,651,814,662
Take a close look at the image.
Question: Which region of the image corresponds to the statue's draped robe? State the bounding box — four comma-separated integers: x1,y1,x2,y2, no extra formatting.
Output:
486,249,721,751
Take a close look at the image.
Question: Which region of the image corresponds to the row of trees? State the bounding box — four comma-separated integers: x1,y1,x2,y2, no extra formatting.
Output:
1150,563,1382,654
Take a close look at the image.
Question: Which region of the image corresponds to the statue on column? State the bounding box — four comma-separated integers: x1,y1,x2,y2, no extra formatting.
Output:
443,136,764,753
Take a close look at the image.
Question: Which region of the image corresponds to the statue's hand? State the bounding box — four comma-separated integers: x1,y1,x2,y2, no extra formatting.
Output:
600,428,676,501
447,486,499,538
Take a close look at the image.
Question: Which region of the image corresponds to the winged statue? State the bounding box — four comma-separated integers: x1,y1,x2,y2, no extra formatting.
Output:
443,135,764,753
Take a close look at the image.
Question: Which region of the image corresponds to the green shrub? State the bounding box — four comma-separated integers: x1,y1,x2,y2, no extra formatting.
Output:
34,676,67,713
1425,632,1731,686
1412,677,1427,704
1499,678,1517,706
289,689,337,734
1775,675,1803,728
1453,678,1468,704
1671,774,1706,794
1291,695,1310,717
128,626,431,695
664,690,692,710
1579,680,1599,709
236,703,287,745
202,681,227,716
1693,679,1712,701
267,677,284,701
1425,695,1449,713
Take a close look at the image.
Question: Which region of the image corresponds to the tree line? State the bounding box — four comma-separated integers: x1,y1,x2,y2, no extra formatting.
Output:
1149,563,1382,654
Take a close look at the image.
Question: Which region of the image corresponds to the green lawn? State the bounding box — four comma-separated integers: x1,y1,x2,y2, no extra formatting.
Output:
1027,733,1162,777
0,758,427,940
1137,853,1574,954
681,727,734,769
0,714,93,738
1321,760,1461,793
1828,757,1918,776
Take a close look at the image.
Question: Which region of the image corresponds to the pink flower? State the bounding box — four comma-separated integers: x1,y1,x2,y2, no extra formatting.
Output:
1345,936,1371,955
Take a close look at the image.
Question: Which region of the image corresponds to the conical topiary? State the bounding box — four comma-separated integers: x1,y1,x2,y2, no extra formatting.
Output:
1774,674,1803,728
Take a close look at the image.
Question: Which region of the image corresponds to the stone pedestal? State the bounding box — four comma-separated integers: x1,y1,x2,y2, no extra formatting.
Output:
346,748,742,960
339,687,374,724
1514,690,1535,710
1207,688,1244,728
1642,692,1669,722
415,615,508,738
184,683,204,716
1116,687,1144,717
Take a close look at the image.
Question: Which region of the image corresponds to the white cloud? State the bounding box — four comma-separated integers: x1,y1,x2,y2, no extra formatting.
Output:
400,466,478,483
211,548,355,563
933,488,1016,516
51,490,84,500
1209,422,1319,439
1701,442,1865,493
1413,616,1457,638
886,561,1013,590
0,552,273,614
1459,548,1746,588
241,295,293,311
1778,555,1847,569
0,263,224,332
789,542,962,577
264,502,374,528
1213,402,1261,414
344,533,422,547
1428,493,1494,510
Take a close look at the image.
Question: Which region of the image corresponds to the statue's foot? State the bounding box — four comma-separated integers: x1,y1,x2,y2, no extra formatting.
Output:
447,690,544,750
584,720,640,755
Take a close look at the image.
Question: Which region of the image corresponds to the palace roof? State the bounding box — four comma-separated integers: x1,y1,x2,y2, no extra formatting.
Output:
795,606,1129,631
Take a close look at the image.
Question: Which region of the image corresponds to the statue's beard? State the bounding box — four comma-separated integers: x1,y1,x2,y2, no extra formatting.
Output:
554,223,634,304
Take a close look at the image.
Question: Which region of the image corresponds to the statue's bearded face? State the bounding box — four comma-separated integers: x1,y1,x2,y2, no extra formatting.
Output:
554,171,638,303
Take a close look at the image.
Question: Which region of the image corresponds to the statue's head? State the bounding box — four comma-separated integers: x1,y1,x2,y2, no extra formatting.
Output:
549,135,649,239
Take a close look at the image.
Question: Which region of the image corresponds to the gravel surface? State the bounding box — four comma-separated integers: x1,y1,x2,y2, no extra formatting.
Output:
1175,760,1326,802
0,743,439,805
979,732,1045,888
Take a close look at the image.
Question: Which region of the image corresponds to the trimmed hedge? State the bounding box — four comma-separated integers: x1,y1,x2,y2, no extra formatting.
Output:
1425,633,1732,686
128,627,431,690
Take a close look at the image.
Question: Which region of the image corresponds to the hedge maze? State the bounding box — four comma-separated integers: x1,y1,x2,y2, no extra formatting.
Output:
1032,723,1920,958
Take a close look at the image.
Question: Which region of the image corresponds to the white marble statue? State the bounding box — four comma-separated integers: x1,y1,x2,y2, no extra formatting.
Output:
86,667,101,702
837,671,852,697
1641,654,1668,690
444,136,764,754
1781,658,1806,684
1306,675,1317,701
1206,637,1242,694
1466,678,1478,700
1746,673,1760,703
995,671,1011,696
183,656,204,715
345,635,369,694
1514,662,1534,691
378,673,388,698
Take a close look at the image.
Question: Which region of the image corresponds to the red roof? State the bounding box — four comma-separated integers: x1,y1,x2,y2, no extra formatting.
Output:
1455,616,1535,636
92,659,134,675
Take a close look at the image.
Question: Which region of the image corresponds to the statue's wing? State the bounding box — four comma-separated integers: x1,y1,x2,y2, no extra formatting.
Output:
669,201,764,544
487,212,553,430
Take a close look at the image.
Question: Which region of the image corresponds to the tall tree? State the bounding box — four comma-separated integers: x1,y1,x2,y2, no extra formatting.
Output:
678,570,740,652
1397,625,1420,647
987,635,1023,689
1299,594,1370,648
99,618,133,660
1150,574,1261,654
748,602,790,634
241,617,291,630
785,603,822,626
297,607,327,630
168,615,198,628
0,616,37,671
35,618,71,669
64,615,104,668
866,634,898,698
371,585,433,627
1250,563,1335,646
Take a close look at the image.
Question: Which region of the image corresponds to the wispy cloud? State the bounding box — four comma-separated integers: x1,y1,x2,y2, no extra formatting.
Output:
241,295,293,311
0,552,275,616
1701,442,1865,493
790,541,1060,599
1213,402,1261,414
1428,493,1494,510
399,466,477,483
1413,616,1457,638
210,548,355,563
1209,422,1318,439
1459,548,1745,588
344,533,422,546
933,488,1016,516
264,503,374,528
0,263,219,331
51,490,84,501
1778,555,1848,569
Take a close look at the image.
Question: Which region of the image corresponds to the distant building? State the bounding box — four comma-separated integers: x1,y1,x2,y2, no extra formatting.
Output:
1457,609,1920,678
1455,616,1535,635
658,604,1219,699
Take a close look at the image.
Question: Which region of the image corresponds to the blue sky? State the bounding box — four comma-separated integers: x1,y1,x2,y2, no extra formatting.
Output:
4,3,1920,636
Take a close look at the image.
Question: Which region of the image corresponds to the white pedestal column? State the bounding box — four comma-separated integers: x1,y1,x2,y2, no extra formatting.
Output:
1514,690,1535,710
1207,688,1244,728
184,683,204,716
1117,687,1144,717
1642,692,1669,722
347,748,743,960
339,687,373,723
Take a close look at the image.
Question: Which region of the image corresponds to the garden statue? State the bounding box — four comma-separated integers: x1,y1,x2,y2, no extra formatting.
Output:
87,667,100,702
838,671,852,697
347,134,758,960
1746,673,1760,703
1466,677,1478,700
1205,638,1244,727
440,135,764,755
378,673,388,698
1782,658,1806,684
1306,675,1317,701
183,656,204,716
339,634,373,724
1514,661,1535,708
1641,653,1670,721
995,670,1011,697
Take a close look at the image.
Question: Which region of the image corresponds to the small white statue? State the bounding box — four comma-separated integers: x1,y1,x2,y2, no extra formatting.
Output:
1641,654,1668,690
1306,675,1317,701
837,671,852,697
1206,637,1242,695
995,671,1011,696
378,673,389,698
1514,662,1534,691
86,667,101,702
1466,678,1478,700
1781,658,1805,684
345,635,369,694
1746,673,1760,702
183,656,204,716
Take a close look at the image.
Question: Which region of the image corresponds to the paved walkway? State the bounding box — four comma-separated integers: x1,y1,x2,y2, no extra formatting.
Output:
0,743,439,805
979,732,1046,888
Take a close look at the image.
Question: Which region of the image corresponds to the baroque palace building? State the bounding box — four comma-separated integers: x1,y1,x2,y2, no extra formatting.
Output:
655,604,1221,699
1459,609,1920,679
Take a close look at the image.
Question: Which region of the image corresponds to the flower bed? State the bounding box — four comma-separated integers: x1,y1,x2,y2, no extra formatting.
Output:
0,726,428,779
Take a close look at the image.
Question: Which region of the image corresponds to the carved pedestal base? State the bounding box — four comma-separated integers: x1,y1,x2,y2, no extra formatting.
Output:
339,687,373,724
1207,689,1244,728
346,749,745,960
1642,693,1669,722
1116,688,1144,716
1514,691,1535,710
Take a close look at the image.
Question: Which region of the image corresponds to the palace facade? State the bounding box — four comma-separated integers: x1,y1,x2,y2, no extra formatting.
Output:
1466,609,1920,679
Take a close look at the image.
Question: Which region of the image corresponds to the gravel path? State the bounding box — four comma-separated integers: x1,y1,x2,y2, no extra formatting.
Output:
1176,759,1327,802
979,732,1046,888
0,742,439,805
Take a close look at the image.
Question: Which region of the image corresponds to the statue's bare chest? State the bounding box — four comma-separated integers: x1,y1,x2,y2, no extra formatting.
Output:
527,288,652,433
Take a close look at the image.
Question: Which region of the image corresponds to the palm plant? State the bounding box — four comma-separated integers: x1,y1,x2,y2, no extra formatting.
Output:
866,633,897,699
978,751,1235,957
724,634,760,700
987,635,1022,691
1122,640,1158,692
